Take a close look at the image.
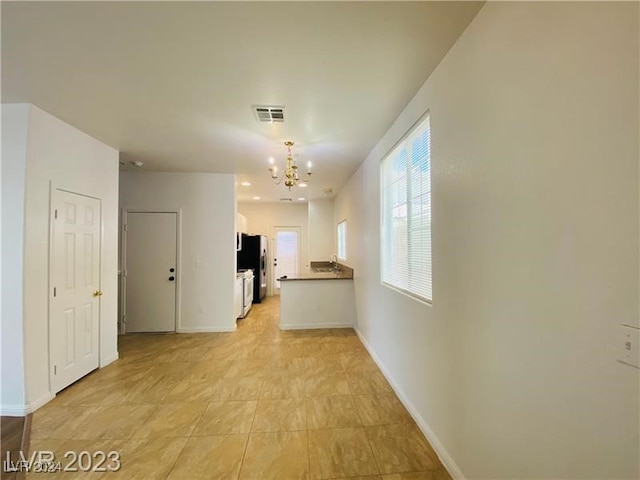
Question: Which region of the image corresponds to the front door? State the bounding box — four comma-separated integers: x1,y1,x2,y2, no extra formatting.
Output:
272,227,300,294
124,212,177,333
50,189,101,394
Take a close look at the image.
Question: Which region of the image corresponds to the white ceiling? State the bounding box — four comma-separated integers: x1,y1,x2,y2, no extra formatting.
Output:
2,1,483,202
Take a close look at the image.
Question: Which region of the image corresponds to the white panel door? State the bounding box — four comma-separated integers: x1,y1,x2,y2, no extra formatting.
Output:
124,212,177,333
272,227,300,294
50,189,101,394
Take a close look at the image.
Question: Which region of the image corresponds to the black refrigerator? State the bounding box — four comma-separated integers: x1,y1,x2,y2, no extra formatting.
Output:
237,234,268,303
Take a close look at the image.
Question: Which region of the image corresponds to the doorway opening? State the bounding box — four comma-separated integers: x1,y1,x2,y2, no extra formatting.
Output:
272,227,301,294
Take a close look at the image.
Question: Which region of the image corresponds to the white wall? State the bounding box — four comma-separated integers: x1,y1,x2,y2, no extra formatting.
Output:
335,3,639,479
120,172,236,332
1,104,120,414
1,104,30,413
308,199,335,262
21,105,120,412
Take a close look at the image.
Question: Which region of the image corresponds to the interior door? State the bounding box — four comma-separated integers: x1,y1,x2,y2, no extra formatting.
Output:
124,212,177,333
272,227,300,294
50,189,101,394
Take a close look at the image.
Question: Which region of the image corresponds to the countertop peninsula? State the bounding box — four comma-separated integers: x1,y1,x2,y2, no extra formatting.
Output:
278,262,353,281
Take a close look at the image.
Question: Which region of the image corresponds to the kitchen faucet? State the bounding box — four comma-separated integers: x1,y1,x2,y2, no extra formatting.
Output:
329,253,338,271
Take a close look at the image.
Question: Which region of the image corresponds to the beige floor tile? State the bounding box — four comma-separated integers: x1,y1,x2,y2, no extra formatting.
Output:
167,434,247,480
365,424,440,474
183,361,234,383
29,298,442,480
52,381,122,407
155,346,208,363
132,403,208,438
273,343,308,359
260,376,306,399
305,357,345,376
72,405,156,440
252,398,307,432
35,437,187,480
433,468,453,480
307,396,362,430
240,431,309,480
340,354,380,373
27,437,68,453
192,401,257,435
354,394,413,426
382,471,446,480
164,379,222,403
304,374,351,397
211,377,264,401
332,477,381,480
224,359,276,378
346,371,394,394
271,357,310,376
31,406,97,439
110,436,188,479
308,427,379,479
145,360,194,380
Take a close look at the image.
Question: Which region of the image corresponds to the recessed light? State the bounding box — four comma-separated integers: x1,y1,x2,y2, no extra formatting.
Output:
298,197,305,201
252,196,261,200
268,157,275,165
240,181,251,187
299,183,308,188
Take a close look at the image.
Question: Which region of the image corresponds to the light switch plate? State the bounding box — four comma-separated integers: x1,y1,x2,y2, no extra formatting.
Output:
617,324,640,369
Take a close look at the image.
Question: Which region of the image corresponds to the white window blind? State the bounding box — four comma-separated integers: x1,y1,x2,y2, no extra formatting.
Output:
337,220,347,260
380,114,431,303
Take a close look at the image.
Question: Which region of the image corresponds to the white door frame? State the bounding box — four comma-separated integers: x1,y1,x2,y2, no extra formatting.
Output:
120,209,182,334
270,226,302,295
48,185,102,392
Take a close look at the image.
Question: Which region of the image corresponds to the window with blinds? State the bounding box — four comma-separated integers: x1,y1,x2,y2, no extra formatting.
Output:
337,220,347,260
380,114,431,303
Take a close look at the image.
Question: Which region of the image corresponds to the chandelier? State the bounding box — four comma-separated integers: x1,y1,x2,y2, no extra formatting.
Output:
268,141,312,190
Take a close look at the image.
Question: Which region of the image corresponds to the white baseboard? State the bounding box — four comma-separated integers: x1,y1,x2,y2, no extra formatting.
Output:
280,323,354,330
1,392,55,416
177,325,237,333
27,392,55,413
0,404,30,416
355,328,465,480
100,352,119,368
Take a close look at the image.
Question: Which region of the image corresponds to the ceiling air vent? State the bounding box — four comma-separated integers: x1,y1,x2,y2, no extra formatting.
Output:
279,198,292,202
253,105,285,123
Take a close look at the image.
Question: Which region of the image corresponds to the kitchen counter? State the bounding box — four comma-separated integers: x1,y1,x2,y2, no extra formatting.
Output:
279,261,356,330
278,262,354,281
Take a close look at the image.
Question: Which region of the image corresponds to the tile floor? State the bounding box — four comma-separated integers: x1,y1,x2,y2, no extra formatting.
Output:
27,296,450,479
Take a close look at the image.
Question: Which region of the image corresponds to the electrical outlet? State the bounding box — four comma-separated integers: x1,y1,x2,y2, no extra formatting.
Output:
617,324,640,369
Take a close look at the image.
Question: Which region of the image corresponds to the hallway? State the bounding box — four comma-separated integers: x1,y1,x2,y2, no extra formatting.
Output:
27,297,448,479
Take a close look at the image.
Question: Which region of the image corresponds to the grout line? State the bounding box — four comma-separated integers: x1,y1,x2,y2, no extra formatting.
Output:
305,424,311,479
163,399,210,479
237,374,264,478
350,388,382,477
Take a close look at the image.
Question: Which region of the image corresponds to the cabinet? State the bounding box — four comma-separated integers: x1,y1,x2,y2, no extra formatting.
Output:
236,213,248,234
236,213,248,251
234,278,243,319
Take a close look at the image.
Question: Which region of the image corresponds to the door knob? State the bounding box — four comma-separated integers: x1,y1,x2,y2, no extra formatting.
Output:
168,276,175,281
93,290,103,297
